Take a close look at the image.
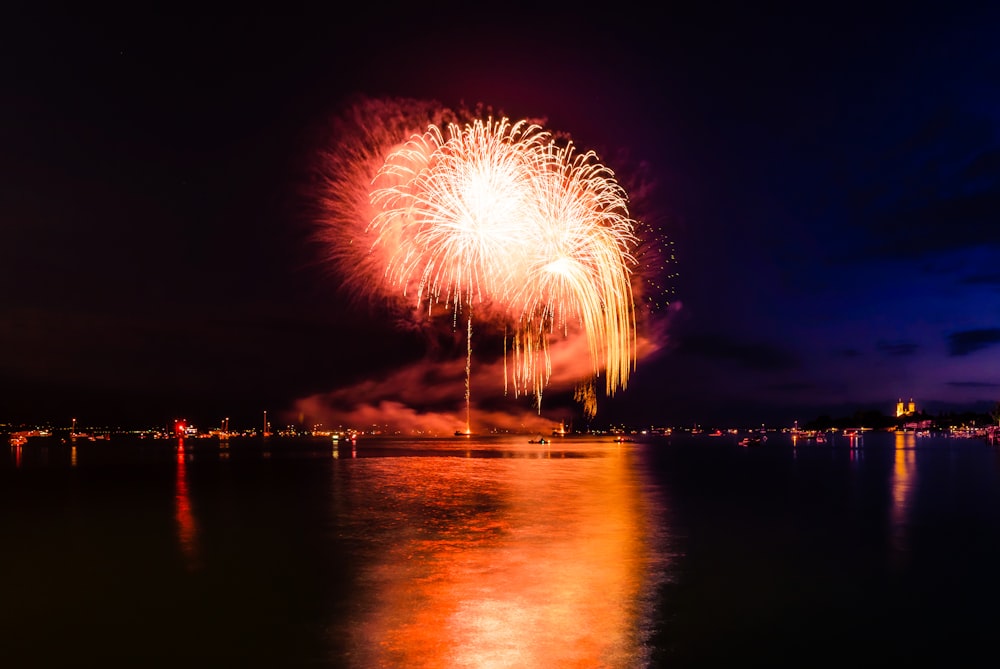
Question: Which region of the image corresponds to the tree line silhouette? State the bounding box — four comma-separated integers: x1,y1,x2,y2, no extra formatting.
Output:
804,403,1000,431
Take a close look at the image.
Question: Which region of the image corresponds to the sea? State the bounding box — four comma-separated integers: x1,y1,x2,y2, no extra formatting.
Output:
2,430,999,668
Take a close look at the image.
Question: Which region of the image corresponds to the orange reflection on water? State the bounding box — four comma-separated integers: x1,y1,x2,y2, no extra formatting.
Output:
175,440,201,570
890,432,917,560
345,444,664,668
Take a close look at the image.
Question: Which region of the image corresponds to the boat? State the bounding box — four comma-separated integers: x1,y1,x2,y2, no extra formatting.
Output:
739,433,767,447
528,436,549,444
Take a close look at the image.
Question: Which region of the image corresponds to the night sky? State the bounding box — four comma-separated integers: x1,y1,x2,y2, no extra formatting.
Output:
3,2,999,431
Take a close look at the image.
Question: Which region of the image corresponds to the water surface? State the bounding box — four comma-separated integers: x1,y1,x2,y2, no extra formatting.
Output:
3,431,999,666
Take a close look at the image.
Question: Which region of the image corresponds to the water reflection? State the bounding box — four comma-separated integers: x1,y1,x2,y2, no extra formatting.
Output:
339,442,666,668
890,432,917,562
175,439,201,570
847,431,864,460
333,438,358,459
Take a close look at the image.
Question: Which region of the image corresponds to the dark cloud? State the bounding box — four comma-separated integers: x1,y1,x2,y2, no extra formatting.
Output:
946,381,1000,388
961,273,1000,286
961,147,1000,185
846,107,1000,259
766,382,818,393
877,192,1000,257
679,333,797,371
875,341,919,357
948,329,1000,356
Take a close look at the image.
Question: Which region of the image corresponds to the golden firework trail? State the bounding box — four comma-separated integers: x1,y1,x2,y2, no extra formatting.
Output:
319,100,639,418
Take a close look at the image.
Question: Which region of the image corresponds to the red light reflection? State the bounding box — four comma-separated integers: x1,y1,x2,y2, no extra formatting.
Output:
175,439,201,570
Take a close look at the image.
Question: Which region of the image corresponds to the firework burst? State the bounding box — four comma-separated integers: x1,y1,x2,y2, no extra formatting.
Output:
316,98,641,418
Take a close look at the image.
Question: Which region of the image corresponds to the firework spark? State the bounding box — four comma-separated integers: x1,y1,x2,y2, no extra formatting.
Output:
316,98,642,419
